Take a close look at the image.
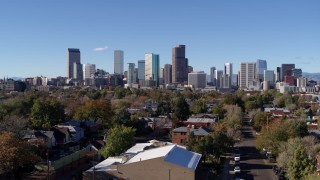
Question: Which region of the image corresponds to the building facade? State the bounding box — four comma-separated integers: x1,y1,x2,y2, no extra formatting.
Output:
224,63,232,86
188,71,206,89
172,45,188,84
264,70,275,86
164,64,172,85
127,63,136,85
214,70,223,88
66,48,81,79
145,53,160,86
83,63,96,80
239,62,256,89
114,50,124,75
281,64,295,82
137,60,145,81
256,59,267,81
210,67,216,86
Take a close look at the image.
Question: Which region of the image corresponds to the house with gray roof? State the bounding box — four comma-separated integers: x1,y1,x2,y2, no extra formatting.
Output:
172,126,211,146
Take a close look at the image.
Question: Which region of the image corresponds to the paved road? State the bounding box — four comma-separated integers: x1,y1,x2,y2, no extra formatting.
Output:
221,120,277,180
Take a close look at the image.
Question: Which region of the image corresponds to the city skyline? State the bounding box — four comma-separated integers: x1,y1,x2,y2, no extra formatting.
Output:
0,1,320,78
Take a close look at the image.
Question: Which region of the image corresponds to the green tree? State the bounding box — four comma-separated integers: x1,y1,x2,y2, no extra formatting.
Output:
187,131,196,151
288,144,315,180
253,112,268,132
212,104,226,120
74,99,113,127
100,125,135,158
31,99,65,128
172,94,190,121
190,98,208,114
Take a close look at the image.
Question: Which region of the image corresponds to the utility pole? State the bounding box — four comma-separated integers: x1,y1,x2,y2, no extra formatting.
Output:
47,149,50,180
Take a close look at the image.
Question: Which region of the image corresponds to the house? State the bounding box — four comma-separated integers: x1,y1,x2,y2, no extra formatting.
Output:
172,126,210,146
264,108,290,117
23,130,56,148
53,126,72,145
83,140,203,180
183,114,217,128
56,124,84,143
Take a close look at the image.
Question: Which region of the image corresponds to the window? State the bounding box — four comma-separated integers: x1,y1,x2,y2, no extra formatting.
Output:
180,139,183,143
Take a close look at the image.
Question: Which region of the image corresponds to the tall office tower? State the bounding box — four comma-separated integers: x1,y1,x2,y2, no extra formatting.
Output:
66,48,81,78
73,62,83,80
220,74,230,88
292,68,302,78
276,67,281,82
256,59,267,82
224,63,233,85
284,75,295,86
164,64,172,85
83,64,96,80
145,53,160,86
137,60,145,80
114,50,124,75
172,45,188,84
214,70,223,88
297,77,307,87
188,71,206,89
239,62,256,89
159,68,164,85
264,70,275,86
210,67,216,85
281,64,295,82
188,65,193,73
127,63,136,84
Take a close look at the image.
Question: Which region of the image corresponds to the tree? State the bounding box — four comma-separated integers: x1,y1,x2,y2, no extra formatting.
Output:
212,104,226,120
171,94,190,121
288,144,315,180
74,99,113,127
190,98,208,114
31,99,65,128
0,115,28,137
187,131,196,151
0,132,41,176
100,125,135,158
253,112,268,132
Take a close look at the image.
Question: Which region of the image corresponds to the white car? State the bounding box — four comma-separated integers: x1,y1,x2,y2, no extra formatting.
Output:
234,166,241,173
234,154,240,161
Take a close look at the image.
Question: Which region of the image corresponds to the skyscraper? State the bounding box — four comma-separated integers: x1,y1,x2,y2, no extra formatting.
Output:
137,60,145,81
281,64,295,82
224,63,233,86
188,71,206,89
127,63,136,85
172,45,188,84
164,64,172,85
264,70,275,86
145,53,160,86
214,70,223,88
66,48,80,79
256,59,267,81
114,50,124,75
239,62,256,89
83,63,96,80
276,67,281,82
210,67,216,85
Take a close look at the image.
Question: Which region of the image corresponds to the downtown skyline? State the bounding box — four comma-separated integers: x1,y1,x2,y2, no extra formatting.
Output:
0,0,320,78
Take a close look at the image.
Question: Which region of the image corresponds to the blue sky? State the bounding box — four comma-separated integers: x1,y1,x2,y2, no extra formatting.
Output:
0,0,319,78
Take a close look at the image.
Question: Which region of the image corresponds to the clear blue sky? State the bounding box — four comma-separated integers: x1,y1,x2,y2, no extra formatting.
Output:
0,0,319,78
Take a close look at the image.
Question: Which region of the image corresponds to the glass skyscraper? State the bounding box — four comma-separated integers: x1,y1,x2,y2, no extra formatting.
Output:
145,53,160,86
256,59,267,81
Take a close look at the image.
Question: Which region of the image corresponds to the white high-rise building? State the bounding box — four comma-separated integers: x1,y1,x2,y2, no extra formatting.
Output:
188,71,206,89
239,62,256,89
297,77,307,87
127,63,136,85
224,63,232,86
83,64,96,80
214,70,223,88
114,50,124,75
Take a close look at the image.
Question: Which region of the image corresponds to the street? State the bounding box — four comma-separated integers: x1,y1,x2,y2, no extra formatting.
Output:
221,119,277,180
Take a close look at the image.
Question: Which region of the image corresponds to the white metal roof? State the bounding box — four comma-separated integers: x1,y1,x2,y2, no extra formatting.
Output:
125,143,153,154
86,157,123,171
125,144,175,164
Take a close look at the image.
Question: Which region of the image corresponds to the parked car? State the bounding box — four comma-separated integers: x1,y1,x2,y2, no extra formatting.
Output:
234,166,241,174
234,154,240,161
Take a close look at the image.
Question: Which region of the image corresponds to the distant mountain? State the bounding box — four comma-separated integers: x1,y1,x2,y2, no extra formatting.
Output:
9,77,24,81
302,72,320,82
